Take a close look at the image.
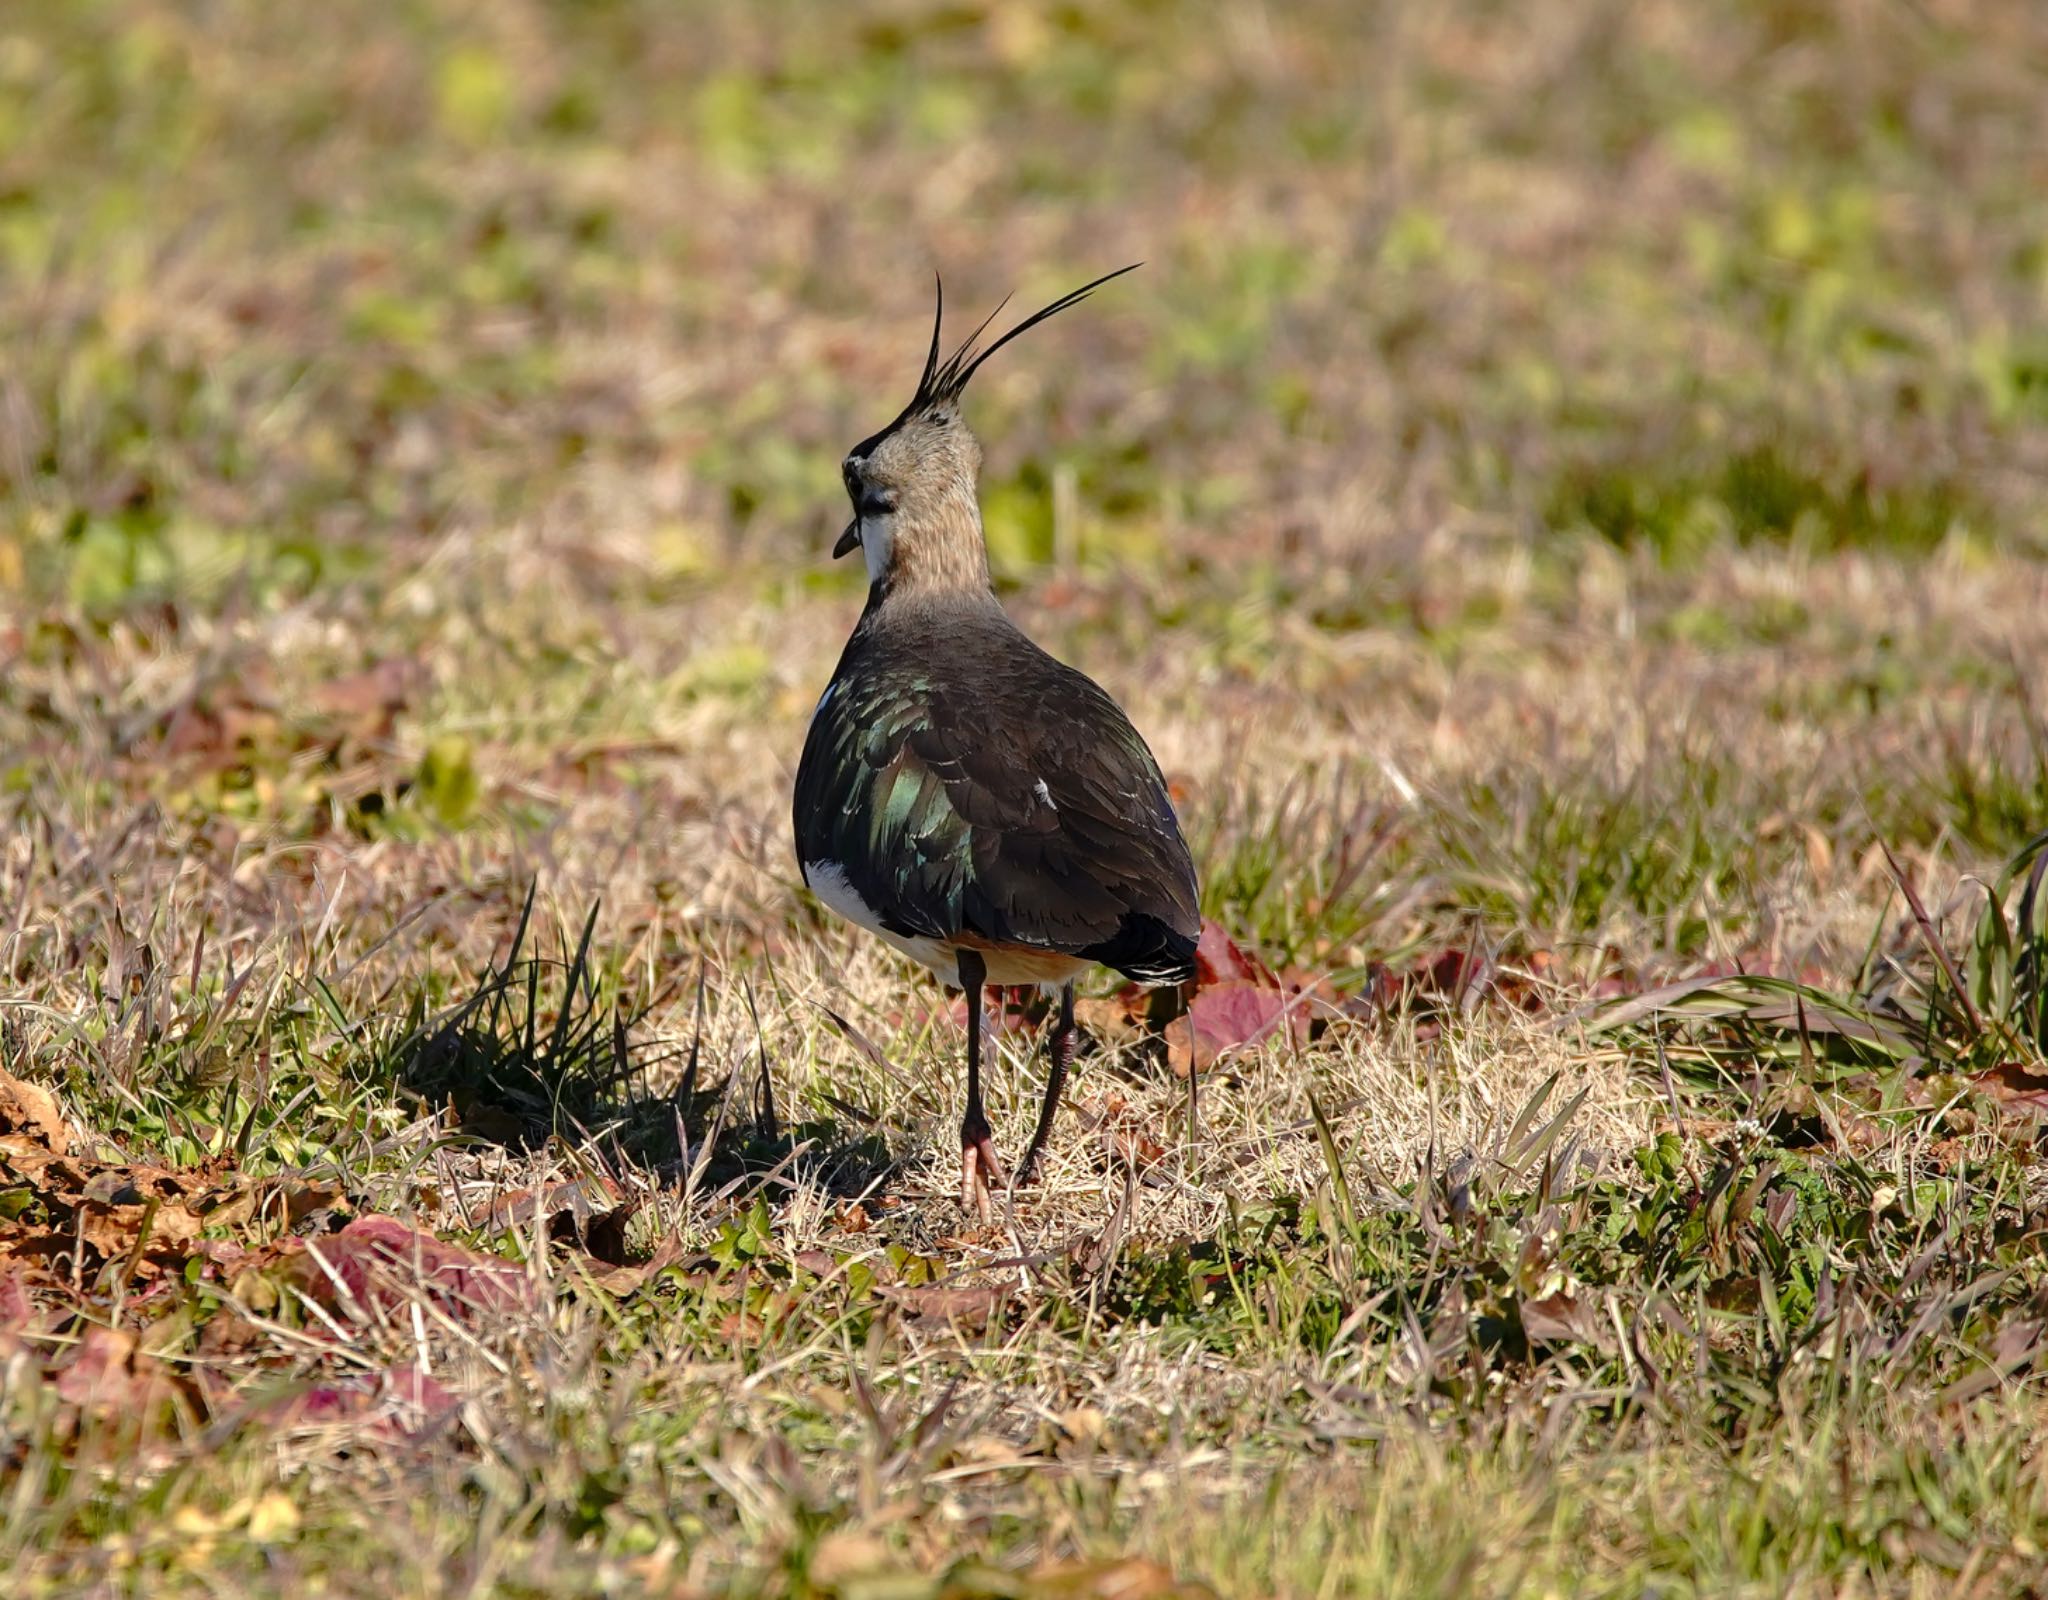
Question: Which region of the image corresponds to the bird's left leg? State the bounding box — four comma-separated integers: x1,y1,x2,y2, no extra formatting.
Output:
956,949,1006,1217
1015,980,1075,1187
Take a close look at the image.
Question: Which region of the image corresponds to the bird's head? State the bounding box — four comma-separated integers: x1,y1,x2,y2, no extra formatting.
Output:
835,265,1139,596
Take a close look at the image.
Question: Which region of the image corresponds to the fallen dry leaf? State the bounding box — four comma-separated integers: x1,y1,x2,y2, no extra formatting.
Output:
937,1557,1217,1600
1166,983,1308,1076
157,689,281,769
0,1065,70,1155
307,656,421,739
0,1103,248,1295
1193,919,1273,988
883,1281,1011,1331
1073,986,1151,1049
1023,1557,1218,1600
295,1216,532,1323
280,1359,462,1439
836,1202,872,1234
807,1530,894,1586
576,1239,686,1297
50,1324,191,1422
1520,1289,1615,1351
485,1174,637,1264
1971,1063,2048,1116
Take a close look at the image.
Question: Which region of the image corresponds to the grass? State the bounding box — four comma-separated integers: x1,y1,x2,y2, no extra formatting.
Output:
5,0,2048,1595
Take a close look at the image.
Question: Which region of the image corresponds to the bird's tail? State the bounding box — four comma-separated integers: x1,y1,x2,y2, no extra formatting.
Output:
1081,914,1197,988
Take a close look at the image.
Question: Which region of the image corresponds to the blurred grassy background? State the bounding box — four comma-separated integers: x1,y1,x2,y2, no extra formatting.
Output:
5,0,2044,612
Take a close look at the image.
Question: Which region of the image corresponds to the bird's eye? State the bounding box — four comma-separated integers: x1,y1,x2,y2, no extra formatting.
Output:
858,490,896,519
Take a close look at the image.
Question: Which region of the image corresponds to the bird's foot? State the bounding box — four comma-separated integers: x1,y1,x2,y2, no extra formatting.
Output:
960,1131,1008,1220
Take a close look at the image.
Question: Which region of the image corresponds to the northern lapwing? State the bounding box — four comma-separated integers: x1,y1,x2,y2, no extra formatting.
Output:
793,266,1200,1214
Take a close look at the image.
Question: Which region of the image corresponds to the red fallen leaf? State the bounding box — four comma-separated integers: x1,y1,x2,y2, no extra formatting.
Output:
378,1361,460,1428
0,1271,37,1331
1972,1063,2048,1115
1168,982,1309,1075
52,1326,185,1418
285,1361,460,1438
944,986,1050,1036
308,657,421,739
1194,920,1273,988
295,1216,531,1323
1415,949,1493,1009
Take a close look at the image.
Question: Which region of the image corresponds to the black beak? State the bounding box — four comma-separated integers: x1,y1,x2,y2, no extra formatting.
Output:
832,520,860,559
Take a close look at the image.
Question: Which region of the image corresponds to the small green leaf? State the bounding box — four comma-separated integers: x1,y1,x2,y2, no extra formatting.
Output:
1968,891,2014,1026
417,735,480,828
436,47,513,144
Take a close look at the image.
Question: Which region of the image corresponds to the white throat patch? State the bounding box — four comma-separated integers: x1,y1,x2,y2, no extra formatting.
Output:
859,512,896,587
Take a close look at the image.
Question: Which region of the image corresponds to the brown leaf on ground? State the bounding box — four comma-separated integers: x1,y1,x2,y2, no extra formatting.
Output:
307,656,421,740
1073,984,1153,1050
1275,966,1345,1020
485,1175,638,1264
1971,1063,2048,1115
157,684,282,769
1076,1094,1170,1167
938,1558,1217,1600
806,1531,893,1586
1520,1289,1615,1351
883,1281,1010,1331
0,1092,247,1294
1111,1126,1169,1167
835,1202,872,1234
1344,946,1566,1022
0,1065,71,1155
1021,1557,1219,1600
294,1216,533,1323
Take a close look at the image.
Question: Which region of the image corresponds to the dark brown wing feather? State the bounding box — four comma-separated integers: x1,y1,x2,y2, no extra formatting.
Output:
793,599,1199,983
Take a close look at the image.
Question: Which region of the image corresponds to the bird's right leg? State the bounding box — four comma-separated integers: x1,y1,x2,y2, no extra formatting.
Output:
956,949,1005,1217
1015,980,1075,1187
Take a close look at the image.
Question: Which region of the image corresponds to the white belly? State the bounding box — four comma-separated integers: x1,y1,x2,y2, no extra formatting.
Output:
802,860,1087,988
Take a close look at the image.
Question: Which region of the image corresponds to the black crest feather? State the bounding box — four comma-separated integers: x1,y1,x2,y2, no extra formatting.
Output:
894,264,1142,426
